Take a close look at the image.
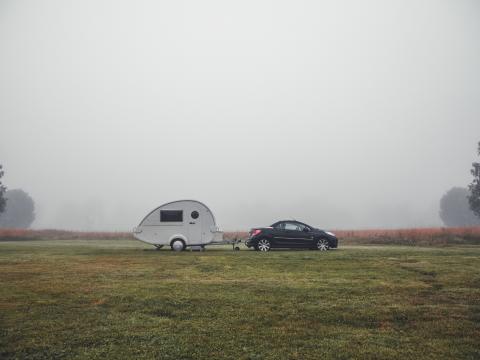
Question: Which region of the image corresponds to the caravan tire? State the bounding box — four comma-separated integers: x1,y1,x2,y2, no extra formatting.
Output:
170,239,186,252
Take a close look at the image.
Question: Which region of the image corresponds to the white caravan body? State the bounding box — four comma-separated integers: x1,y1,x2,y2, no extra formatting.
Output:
133,200,223,248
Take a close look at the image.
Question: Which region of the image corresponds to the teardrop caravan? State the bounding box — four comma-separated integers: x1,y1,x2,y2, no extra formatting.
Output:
133,200,224,251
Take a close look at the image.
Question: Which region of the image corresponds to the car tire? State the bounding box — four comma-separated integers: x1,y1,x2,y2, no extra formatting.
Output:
316,238,329,251
256,239,271,252
170,239,186,252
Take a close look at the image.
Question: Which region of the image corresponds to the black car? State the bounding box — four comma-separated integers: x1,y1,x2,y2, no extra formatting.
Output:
246,220,338,252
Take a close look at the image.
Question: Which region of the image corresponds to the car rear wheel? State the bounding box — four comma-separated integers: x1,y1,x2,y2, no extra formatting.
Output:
170,239,186,252
317,238,329,251
256,239,271,252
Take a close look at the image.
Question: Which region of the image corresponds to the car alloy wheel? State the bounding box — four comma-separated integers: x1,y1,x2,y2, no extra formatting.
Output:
257,239,271,252
317,238,329,251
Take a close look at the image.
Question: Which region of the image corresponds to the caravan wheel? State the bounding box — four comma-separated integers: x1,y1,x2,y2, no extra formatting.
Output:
170,239,186,252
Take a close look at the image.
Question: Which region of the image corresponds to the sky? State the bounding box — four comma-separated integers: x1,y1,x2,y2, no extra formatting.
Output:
1,0,479,231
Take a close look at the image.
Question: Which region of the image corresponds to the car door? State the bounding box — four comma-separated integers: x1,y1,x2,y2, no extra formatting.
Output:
281,222,307,248
270,222,288,247
295,223,315,248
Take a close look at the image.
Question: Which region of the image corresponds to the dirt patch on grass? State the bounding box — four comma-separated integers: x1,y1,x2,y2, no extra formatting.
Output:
91,298,107,306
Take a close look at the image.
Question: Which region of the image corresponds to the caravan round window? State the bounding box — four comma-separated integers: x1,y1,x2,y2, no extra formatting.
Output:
191,211,199,219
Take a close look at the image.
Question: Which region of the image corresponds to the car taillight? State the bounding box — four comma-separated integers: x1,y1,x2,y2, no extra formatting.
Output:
251,229,262,236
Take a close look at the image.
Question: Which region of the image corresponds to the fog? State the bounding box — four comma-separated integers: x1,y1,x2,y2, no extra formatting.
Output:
1,0,479,231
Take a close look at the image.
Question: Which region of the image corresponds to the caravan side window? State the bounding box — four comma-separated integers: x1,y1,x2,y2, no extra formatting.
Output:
160,210,183,222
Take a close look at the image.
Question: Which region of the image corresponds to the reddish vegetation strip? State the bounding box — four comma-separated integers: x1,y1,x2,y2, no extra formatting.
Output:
0,227,479,246
335,227,480,238
0,228,133,241
334,227,480,246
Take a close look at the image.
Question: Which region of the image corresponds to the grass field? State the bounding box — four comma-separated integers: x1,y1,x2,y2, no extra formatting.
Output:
0,240,479,359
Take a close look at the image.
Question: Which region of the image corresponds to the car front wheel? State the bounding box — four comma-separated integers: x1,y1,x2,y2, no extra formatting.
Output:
316,238,329,251
256,239,271,252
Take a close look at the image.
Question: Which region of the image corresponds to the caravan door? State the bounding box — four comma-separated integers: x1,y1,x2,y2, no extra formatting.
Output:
187,206,203,243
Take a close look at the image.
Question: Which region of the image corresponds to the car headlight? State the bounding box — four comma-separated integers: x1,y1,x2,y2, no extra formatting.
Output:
325,231,336,237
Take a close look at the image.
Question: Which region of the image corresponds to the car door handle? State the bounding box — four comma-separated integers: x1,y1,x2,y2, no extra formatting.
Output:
189,222,195,224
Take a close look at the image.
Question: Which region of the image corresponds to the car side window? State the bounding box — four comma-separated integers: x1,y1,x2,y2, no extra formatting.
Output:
274,222,285,230
296,223,310,232
284,222,300,231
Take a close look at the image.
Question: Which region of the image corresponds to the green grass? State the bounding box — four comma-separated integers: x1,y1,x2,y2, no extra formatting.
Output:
0,240,479,359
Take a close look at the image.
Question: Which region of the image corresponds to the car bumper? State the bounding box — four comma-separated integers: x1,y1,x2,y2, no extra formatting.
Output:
245,238,256,248
329,237,338,248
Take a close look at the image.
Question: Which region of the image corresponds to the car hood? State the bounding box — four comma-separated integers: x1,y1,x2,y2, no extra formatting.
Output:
315,228,337,237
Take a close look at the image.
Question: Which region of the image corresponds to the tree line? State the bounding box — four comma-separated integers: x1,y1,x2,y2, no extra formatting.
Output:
440,141,480,226
0,165,35,228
